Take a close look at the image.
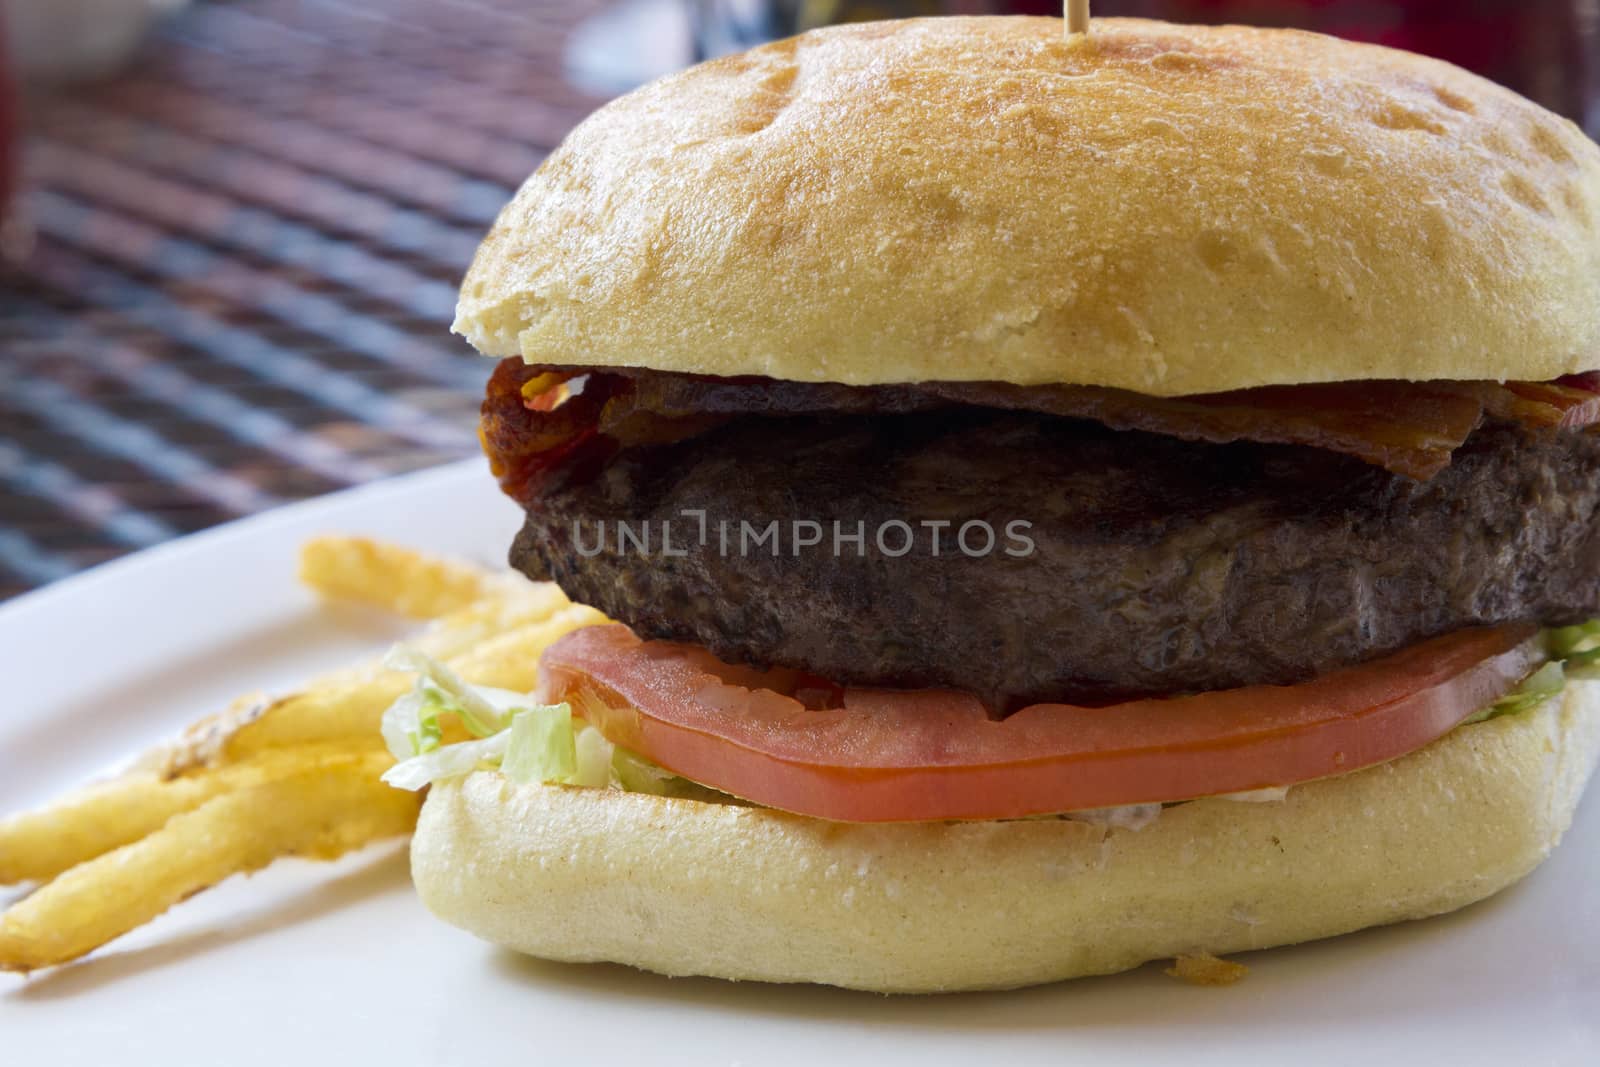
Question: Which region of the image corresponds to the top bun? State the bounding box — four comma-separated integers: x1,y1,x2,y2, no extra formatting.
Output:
454,17,1600,396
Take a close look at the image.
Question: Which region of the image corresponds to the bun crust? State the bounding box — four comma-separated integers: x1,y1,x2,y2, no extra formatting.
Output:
454,17,1600,396
411,682,1600,993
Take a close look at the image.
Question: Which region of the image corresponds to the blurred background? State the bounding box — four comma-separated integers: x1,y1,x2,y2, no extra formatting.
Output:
0,0,1595,602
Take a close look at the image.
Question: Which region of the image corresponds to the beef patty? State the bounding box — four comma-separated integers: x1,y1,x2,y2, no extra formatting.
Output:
509,409,1600,707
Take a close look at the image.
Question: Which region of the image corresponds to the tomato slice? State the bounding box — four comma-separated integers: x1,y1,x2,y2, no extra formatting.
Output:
537,623,1542,822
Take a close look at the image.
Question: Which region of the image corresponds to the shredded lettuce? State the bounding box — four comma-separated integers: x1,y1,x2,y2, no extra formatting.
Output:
611,745,681,794
1457,620,1600,728
1216,786,1290,803
383,730,512,790
500,703,577,785
1462,660,1566,725
1549,621,1600,678
383,646,512,737
379,645,548,763
377,643,693,795
575,725,617,789
378,685,446,760
1063,804,1162,831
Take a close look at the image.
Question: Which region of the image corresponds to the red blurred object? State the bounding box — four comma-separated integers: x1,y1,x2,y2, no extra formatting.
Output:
0,13,15,227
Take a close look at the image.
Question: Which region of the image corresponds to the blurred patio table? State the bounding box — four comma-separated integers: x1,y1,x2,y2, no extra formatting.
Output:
0,0,609,600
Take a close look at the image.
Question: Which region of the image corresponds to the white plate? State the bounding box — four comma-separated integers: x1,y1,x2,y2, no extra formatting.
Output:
2,460,1596,1066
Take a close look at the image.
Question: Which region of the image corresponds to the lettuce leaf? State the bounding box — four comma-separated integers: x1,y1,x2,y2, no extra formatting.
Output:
611,745,680,794
379,685,447,761
575,724,616,789
383,730,513,790
1461,660,1566,726
1548,620,1600,658
1458,620,1600,727
1549,621,1600,678
383,646,511,738
500,703,577,785
377,643,695,795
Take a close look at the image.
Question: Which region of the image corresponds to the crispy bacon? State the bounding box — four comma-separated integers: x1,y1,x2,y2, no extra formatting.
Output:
479,362,619,506
481,361,737,505
928,379,1490,480
480,360,1600,502
1496,375,1600,429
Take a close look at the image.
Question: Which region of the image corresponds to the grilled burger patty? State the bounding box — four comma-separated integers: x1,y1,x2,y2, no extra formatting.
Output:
509,409,1600,708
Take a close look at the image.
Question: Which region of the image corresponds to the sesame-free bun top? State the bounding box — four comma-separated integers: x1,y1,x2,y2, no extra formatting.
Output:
454,17,1600,396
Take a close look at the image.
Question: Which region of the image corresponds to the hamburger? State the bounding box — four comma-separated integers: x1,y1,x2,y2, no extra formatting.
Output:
392,16,1600,992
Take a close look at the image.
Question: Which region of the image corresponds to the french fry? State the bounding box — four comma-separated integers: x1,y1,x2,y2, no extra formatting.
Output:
0,774,222,888
299,536,500,619
397,581,574,664
143,584,582,778
213,681,408,759
0,742,387,886
297,536,575,679
131,690,277,780
219,603,608,757
0,536,608,970
450,602,611,687
0,750,417,972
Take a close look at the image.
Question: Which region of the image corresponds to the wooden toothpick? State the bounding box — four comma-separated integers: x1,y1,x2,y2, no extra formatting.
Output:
1065,0,1090,36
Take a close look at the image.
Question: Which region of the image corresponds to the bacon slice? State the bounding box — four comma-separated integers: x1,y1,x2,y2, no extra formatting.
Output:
480,360,1600,502
928,379,1491,480
480,362,620,506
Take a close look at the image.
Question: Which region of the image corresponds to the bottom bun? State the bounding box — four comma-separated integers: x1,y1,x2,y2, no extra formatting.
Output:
411,681,1600,993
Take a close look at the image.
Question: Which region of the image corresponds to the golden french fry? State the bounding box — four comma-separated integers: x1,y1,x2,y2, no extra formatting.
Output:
448,603,610,690
220,604,608,757
217,681,408,759
0,741,390,886
400,581,573,664
303,580,573,690
299,535,499,619
133,690,277,779
0,537,606,970
143,585,579,779
0,774,218,887
0,751,417,972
